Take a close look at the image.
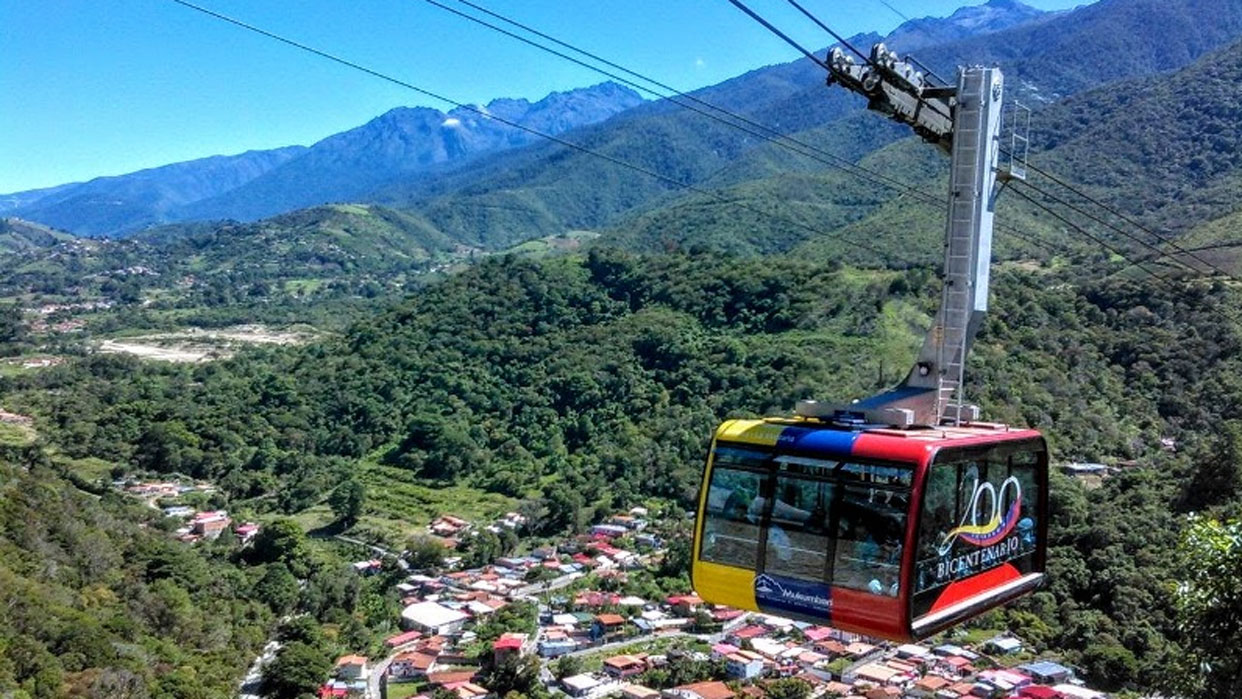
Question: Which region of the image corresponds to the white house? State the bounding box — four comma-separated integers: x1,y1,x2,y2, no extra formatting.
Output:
401,601,469,635
563,674,602,697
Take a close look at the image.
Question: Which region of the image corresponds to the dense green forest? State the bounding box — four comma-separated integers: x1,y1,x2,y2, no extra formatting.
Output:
0,450,272,698
3,248,1240,693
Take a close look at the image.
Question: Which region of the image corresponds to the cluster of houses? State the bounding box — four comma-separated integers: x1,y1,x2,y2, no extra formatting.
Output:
170,510,260,544
312,507,1111,699
117,477,260,545
553,625,1103,699
27,300,114,333
123,479,256,544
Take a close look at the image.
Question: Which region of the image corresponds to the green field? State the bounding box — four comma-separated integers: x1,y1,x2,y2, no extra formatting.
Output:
292,461,519,544
385,680,427,699
55,455,116,481
0,421,35,447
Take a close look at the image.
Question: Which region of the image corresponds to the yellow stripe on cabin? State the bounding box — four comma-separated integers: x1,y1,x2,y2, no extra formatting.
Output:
715,418,785,447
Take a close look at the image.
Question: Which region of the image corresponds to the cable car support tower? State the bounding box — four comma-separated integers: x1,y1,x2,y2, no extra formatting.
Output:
797,44,1028,429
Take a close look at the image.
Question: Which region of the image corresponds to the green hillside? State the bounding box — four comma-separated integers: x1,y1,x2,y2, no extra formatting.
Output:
0,218,75,255
0,454,274,697
353,0,1242,262
1031,36,1242,234
145,203,458,275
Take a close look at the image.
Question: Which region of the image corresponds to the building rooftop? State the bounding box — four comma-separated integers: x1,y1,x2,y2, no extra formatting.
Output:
672,681,734,699
563,674,602,692
402,601,469,628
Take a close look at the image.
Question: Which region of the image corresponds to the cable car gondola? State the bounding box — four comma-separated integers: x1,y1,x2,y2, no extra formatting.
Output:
692,49,1048,641
693,418,1047,641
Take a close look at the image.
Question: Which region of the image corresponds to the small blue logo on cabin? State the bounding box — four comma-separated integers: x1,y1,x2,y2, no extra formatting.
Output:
755,573,832,617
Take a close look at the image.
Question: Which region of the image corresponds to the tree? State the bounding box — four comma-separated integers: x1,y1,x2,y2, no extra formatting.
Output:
329,479,366,525
1080,637,1138,691
480,653,541,696
405,535,446,571
1160,517,1242,699
251,519,310,572
765,678,811,699
551,654,583,679
260,641,331,699
276,616,325,647
253,563,300,615
459,529,502,568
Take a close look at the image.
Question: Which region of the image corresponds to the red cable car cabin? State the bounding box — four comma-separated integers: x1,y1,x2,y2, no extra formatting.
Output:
691,418,1048,642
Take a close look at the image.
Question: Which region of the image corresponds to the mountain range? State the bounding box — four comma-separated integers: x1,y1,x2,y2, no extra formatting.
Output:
0,83,643,237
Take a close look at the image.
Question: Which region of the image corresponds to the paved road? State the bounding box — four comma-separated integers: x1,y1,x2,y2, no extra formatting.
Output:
366,639,426,699
238,640,281,699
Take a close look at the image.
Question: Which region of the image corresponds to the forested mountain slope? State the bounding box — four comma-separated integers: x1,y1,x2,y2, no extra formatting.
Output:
606,32,1242,267
1,84,642,238
1030,35,1242,231
0,203,462,324
0,218,75,255
174,83,644,226
0,452,274,697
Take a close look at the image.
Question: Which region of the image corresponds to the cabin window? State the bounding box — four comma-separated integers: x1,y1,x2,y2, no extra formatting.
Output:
833,483,906,596
699,447,770,569
763,465,835,581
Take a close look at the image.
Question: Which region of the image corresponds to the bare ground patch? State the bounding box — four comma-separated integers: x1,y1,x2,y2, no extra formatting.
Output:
97,325,315,363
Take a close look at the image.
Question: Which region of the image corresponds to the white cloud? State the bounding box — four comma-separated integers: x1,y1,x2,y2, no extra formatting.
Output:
694,57,706,69
442,117,462,128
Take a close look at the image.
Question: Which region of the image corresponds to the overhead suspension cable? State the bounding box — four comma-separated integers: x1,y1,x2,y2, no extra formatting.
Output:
1017,158,1236,280
446,0,898,190
167,0,894,259
1006,185,1183,289
728,0,953,134
763,0,1222,279
782,0,867,61
723,0,832,70
1010,178,1204,275
420,0,912,198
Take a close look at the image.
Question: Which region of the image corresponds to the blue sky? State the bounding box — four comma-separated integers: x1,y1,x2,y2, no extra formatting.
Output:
0,0,1086,193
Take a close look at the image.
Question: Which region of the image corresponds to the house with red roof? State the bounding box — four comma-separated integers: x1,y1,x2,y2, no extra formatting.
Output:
592,613,628,642
426,670,478,687
727,624,768,644
492,632,531,663
908,674,952,697
603,654,649,679
386,630,423,648
334,655,369,681
662,680,735,699
665,594,703,615
390,651,438,680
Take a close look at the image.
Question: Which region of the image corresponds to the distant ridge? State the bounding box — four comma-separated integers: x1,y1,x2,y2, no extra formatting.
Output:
1,147,307,237
0,217,76,254
175,82,644,225
3,83,643,238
